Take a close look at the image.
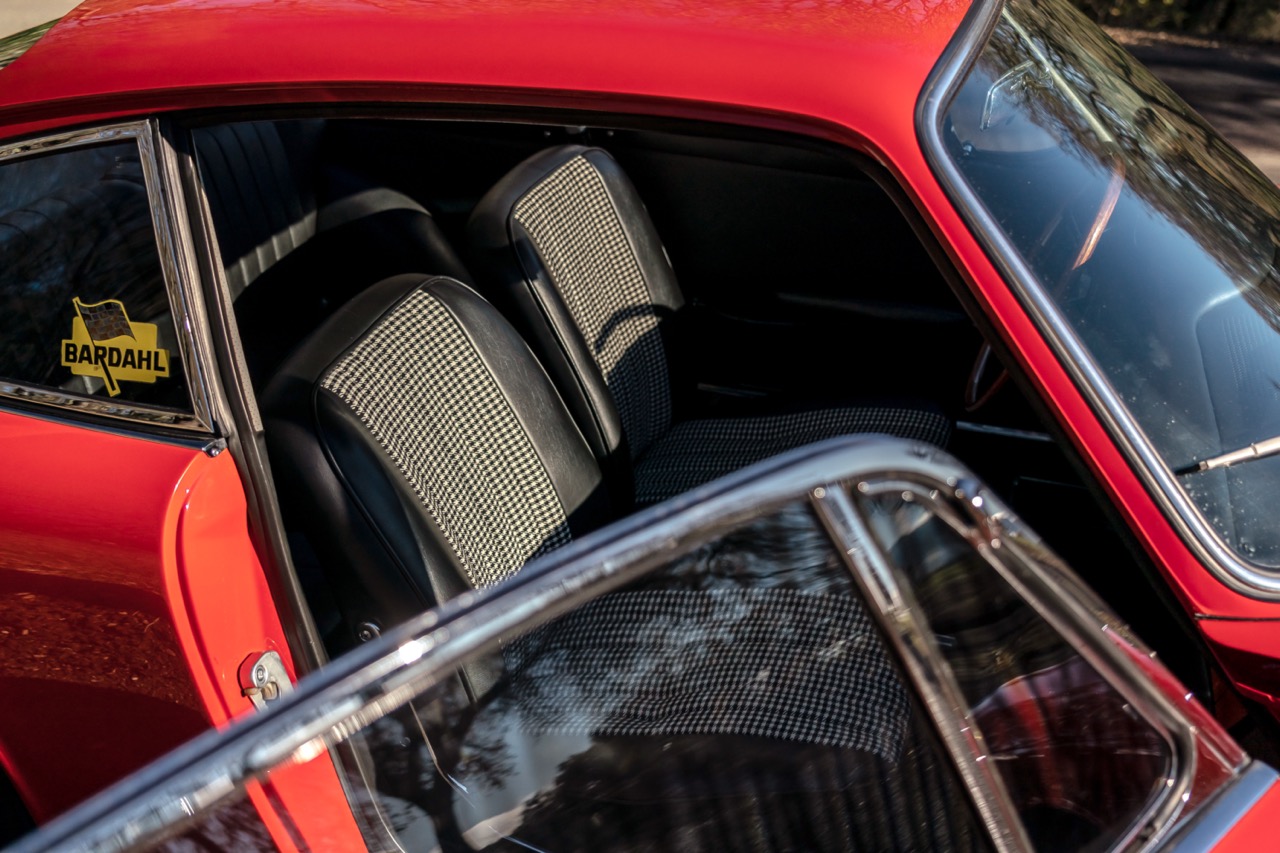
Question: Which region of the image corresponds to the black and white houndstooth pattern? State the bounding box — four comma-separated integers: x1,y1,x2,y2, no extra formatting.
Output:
322,288,570,589
634,407,952,505
499,588,907,760
513,155,671,459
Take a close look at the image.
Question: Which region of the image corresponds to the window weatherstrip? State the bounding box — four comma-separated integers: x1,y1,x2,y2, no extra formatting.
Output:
0,121,214,435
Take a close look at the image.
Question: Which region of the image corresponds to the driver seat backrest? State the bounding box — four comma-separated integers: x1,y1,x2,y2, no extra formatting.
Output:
468,145,951,507
261,273,612,645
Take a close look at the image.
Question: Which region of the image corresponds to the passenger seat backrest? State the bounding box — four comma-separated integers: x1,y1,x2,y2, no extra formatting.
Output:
469,146,684,472
262,274,612,641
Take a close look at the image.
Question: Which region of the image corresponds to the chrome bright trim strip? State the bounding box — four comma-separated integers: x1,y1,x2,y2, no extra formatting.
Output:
12,437,1234,852
1161,761,1277,853
142,120,218,434
0,122,213,435
856,475,1195,851
916,1,1280,598
812,484,1030,853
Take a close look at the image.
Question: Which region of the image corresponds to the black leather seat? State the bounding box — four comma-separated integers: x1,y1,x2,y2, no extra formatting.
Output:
261,274,612,645
468,145,951,507
194,121,471,386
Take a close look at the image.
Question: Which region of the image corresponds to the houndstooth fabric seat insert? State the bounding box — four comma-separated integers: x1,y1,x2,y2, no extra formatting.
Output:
321,288,570,590
635,407,952,506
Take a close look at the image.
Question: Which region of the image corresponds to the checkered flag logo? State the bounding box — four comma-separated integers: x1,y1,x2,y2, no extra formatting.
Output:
73,298,135,342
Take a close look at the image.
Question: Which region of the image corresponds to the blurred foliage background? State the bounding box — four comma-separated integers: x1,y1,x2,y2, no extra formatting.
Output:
1070,0,1279,40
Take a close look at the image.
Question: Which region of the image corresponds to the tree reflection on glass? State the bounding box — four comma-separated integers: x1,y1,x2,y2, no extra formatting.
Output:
356,501,995,852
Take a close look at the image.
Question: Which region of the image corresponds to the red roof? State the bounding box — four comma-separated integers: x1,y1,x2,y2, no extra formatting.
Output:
0,0,973,148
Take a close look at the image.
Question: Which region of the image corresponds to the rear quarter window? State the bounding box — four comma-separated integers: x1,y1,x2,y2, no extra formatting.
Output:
0,139,191,412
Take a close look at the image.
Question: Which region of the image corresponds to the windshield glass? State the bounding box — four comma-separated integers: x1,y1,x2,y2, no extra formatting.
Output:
938,0,1280,569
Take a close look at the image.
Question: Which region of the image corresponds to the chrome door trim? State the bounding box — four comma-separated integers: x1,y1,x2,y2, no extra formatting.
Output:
812,483,1031,853
13,437,1238,853
0,121,215,435
827,472,1202,851
916,0,1280,598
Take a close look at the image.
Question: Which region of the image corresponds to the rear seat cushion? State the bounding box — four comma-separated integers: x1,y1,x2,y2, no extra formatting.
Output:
194,121,323,299
231,202,471,386
195,120,472,386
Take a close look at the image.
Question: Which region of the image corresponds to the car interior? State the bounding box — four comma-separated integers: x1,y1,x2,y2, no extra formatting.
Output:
187,114,1215,714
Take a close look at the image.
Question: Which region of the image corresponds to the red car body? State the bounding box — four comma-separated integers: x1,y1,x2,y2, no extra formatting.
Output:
1,0,1279,848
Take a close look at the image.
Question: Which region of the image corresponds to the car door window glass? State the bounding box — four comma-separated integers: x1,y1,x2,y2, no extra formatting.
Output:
0,140,191,411
343,501,996,853
52,442,1223,853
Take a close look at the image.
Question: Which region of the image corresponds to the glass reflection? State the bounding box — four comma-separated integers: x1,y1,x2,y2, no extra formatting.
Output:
941,0,1280,565
0,140,190,410
355,502,994,852
860,491,1171,852
144,791,276,853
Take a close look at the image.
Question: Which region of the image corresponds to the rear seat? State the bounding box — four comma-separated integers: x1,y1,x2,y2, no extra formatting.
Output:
193,120,471,386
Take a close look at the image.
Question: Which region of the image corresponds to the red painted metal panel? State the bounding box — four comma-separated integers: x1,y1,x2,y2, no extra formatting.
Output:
1203,778,1280,853
168,448,293,722
0,0,1271,818
172,449,367,851
0,0,969,141
0,409,209,821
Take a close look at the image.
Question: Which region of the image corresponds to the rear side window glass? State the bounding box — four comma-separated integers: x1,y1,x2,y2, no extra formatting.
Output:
0,140,191,411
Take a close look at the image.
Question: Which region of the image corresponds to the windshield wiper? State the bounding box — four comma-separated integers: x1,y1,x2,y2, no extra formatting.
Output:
1177,435,1280,475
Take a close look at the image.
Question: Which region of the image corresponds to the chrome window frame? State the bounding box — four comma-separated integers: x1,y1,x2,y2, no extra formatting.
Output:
815,473,1203,852
0,120,216,435
14,437,1235,853
916,0,1280,598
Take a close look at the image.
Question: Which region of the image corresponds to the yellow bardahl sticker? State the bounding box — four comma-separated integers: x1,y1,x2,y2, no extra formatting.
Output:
60,297,170,397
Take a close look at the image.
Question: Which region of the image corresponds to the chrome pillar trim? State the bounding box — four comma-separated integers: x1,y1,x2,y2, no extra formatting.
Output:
1161,761,1277,853
0,121,213,435
916,2,1280,598
811,483,1031,853
856,476,1195,851
142,119,219,435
